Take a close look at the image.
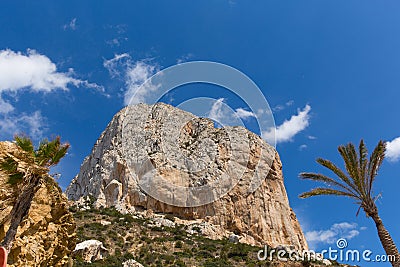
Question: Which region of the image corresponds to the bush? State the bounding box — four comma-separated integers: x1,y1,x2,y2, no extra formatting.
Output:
175,240,183,248
165,213,176,222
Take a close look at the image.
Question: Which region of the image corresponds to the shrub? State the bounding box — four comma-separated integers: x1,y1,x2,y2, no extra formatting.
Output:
165,213,176,222
175,240,183,248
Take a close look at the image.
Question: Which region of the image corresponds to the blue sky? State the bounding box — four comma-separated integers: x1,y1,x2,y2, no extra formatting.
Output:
1,1,400,266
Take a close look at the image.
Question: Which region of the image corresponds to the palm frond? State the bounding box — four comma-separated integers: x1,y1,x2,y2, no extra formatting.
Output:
299,139,387,218
338,145,357,182
299,172,359,197
339,143,366,197
35,138,51,166
14,135,34,155
34,136,69,167
299,187,359,199
315,158,359,194
367,140,385,196
50,142,69,166
359,139,368,181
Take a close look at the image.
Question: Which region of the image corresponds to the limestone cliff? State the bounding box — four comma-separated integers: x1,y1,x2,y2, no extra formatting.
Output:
66,103,308,250
0,141,76,267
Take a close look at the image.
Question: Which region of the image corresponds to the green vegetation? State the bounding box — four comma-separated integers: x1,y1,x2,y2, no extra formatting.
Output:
72,207,345,267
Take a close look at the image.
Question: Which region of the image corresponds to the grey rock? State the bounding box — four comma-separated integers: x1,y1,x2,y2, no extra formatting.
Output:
152,217,175,228
122,259,144,267
229,234,240,243
73,240,108,263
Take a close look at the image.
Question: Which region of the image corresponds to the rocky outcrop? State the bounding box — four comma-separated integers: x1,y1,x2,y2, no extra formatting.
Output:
73,240,107,263
66,103,308,250
0,141,76,267
122,259,144,267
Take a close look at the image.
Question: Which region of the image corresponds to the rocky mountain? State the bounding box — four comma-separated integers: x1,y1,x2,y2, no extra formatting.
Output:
66,103,308,250
0,141,76,267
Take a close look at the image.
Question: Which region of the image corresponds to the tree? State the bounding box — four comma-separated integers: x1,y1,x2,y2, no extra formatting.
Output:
0,135,69,252
299,140,399,267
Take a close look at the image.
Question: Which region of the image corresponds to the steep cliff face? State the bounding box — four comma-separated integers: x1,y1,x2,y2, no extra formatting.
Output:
0,141,76,267
66,103,308,250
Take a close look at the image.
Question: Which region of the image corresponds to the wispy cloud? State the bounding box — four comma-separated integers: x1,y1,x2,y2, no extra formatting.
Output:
234,108,256,120
103,53,131,78
0,111,45,140
272,100,294,112
208,98,226,123
125,61,159,105
263,104,311,144
305,222,360,248
386,137,400,162
104,24,128,47
0,97,14,114
177,53,194,64
103,53,159,105
106,37,128,47
299,144,307,151
63,18,77,31
207,98,256,126
286,100,294,106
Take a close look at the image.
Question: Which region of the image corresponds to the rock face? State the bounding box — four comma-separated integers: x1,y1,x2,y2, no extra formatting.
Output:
0,141,76,267
66,103,308,250
73,240,107,263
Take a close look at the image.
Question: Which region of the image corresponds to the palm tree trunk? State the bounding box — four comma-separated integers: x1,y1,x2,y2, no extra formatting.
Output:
371,213,400,267
0,175,41,252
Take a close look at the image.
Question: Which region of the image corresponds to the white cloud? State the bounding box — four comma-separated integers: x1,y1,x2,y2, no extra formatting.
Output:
0,49,102,140
263,104,311,144
106,37,128,47
104,24,128,47
0,97,14,114
103,54,159,105
234,108,256,120
299,144,307,151
207,98,255,126
63,18,77,30
272,104,285,112
308,135,317,140
386,137,400,162
103,53,130,78
177,53,194,64
124,61,159,105
305,222,360,248
208,98,225,123
272,100,294,112
0,111,45,140
256,108,272,117
0,49,102,93
286,100,294,106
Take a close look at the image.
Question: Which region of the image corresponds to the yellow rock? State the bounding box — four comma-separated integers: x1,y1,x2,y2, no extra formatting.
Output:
0,141,76,267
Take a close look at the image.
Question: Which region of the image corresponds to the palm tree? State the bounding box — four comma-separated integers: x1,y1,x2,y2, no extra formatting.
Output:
299,140,399,267
0,135,69,252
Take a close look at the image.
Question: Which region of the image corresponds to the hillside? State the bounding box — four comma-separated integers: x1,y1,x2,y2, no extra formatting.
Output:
71,203,344,267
